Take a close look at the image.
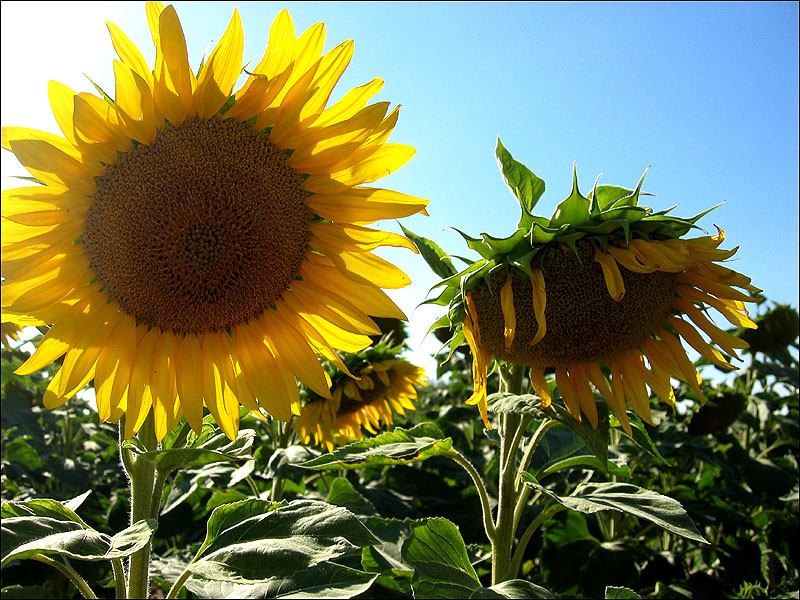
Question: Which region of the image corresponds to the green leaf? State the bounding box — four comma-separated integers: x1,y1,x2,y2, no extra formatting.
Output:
488,393,610,468
402,518,554,599
1,516,156,566
131,429,255,473
297,423,453,470
491,580,556,599
538,455,631,480
185,562,379,599
608,414,666,464
550,164,591,227
326,478,376,516
400,224,457,279
2,498,91,529
605,586,642,599
189,499,378,581
525,481,708,543
495,138,546,226
3,437,42,470
360,517,414,574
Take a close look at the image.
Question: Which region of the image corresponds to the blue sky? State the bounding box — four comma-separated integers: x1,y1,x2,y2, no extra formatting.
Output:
2,2,798,375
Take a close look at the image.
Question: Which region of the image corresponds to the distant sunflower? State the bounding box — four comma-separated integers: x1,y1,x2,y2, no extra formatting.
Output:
294,344,427,452
1,322,25,348
1,2,427,441
413,140,758,434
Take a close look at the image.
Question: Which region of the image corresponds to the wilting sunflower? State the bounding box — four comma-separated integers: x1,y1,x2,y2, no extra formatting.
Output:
1,3,428,441
411,140,758,434
294,342,427,452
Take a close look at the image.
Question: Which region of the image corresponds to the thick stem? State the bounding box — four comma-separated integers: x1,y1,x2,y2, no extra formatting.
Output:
491,364,525,585
125,414,158,600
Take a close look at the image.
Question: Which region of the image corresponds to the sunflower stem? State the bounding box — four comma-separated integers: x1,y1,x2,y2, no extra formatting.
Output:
447,449,496,541
491,364,525,585
32,555,97,599
124,414,158,600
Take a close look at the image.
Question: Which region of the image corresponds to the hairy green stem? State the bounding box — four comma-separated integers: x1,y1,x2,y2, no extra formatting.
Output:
512,419,556,533
125,414,158,600
111,558,127,599
32,555,97,599
491,364,525,585
508,502,562,579
448,450,496,541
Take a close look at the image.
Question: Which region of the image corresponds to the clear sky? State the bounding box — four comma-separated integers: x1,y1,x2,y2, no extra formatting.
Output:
2,2,798,377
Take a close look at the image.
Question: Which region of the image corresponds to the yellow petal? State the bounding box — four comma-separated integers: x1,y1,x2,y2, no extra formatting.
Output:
674,297,748,358
500,272,515,351
656,330,706,403
312,78,384,128
306,186,429,226
529,367,552,407
153,5,193,124
303,144,416,194
231,322,293,421
201,332,241,441
106,20,154,87
594,248,625,301
2,127,95,194
175,333,204,433
289,281,380,335
145,1,166,48
529,268,547,345
125,326,159,439
73,93,131,153
555,366,582,422
259,310,332,399
568,364,598,428
667,316,735,370
311,241,411,289
676,285,757,329
195,9,243,119
310,222,418,253
95,312,137,422
47,81,79,147
114,60,156,144
151,330,179,442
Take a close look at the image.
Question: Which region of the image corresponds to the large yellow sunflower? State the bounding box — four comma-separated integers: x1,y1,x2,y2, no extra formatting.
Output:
415,141,758,434
294,344,427,452
1,3,428,442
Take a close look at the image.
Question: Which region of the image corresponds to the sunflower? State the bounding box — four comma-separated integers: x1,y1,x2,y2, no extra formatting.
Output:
1,3,428,442
414,140,758,434
294,342,427,452
1,322,25,348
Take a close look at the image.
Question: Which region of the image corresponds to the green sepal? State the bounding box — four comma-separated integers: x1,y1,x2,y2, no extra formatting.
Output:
84,74,115,108
495,138,546,228
450,228,495,260
550,164,591,227
528,216,570,244
421,285,458,307
481,227,528,255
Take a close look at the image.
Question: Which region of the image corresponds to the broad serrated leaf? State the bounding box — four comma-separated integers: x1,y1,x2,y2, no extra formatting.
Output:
400,224,457,279
297,423,453,470
538,455,631,480
1,516,156,566
326,478,375,516
185,562,379,599
402,518,554,599
360,517,414,574
189,499,378,581
132,429,255,473
525,481,707,543
495,138,546,225
605,586,642,599
2,498,91,529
